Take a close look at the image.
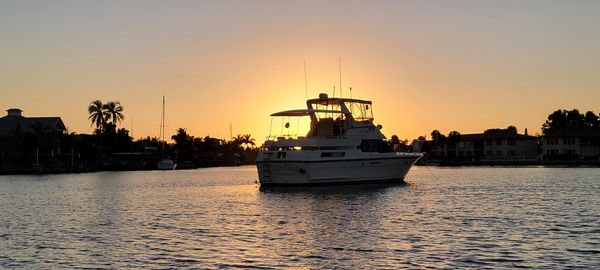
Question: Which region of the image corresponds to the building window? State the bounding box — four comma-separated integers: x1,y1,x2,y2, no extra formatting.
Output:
547,149,558,156
508,150,516,156
486,150,493,156
486,140,493,146
496,150,503,156
496,139,503,146
507,139,516,146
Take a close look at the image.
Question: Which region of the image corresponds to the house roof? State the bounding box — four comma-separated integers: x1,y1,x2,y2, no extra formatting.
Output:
0,114,67,137
544,129,600,137
459,131,537,141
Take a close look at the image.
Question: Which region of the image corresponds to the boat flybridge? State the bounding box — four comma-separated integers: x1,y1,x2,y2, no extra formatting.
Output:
256,93,422,185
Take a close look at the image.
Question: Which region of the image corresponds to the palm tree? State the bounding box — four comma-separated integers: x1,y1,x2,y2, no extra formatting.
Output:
171,128,192,146
237,134,255,149
88,100,106,132
103,101,124,125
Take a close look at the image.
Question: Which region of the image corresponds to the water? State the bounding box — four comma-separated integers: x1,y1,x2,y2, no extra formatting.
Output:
1,166,599,269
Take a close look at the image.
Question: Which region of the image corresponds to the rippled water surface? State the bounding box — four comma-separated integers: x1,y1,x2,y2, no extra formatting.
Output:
1,166,599,268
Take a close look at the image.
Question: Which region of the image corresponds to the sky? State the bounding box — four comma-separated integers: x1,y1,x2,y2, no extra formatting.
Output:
1,0,599,142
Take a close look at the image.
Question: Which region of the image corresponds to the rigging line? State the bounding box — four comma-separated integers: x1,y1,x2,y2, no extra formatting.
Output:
304,61,308,100
296,117,300,138
424,164,441,182
268,117,273,140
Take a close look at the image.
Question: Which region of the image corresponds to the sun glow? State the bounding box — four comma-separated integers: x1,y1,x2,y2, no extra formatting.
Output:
1,1,599,142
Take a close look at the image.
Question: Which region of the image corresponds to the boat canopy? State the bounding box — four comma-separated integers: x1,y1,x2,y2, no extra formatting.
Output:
270,109,343,117
307,97,372,106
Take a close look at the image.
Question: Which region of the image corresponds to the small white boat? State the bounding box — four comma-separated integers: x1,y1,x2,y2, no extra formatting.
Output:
256,93,422,185
157,158,177,170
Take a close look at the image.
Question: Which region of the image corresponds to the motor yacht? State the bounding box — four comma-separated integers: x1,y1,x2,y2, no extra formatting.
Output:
256,93,422,185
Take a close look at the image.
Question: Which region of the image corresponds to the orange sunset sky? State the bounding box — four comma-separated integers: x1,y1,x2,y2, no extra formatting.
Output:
1,1,599,142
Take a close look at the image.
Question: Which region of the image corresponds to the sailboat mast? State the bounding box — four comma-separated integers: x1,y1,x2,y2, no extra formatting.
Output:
161,96,165,151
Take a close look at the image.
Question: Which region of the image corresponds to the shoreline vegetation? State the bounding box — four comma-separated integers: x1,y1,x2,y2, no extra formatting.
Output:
1,101,599,175
0,100,258,175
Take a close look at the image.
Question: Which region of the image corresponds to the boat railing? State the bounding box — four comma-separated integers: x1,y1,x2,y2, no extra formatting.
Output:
265,134,351,142
265,134,306,141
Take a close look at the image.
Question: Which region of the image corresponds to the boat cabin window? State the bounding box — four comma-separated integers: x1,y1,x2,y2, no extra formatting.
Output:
321,152,345,157
311,114,346,137
344,101,373,123
360,139,393,153
316,118,334,137
277,152,286,159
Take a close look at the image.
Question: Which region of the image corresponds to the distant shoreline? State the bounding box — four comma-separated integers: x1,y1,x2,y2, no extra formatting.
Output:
0,164,254,176
2,162,599,176
418,160,600,168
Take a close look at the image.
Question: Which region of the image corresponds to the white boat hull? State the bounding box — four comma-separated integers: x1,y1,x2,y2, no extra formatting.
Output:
256,155,421,185
157,159,177,170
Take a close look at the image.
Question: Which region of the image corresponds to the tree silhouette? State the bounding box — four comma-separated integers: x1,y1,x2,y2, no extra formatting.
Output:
585,111,599,128
447,131,461,143
240,134,256,149
171,128,196,162
431,130,447,143
88,100,107,132
542,109,599,134
172,128,191,145
230,134,256,150
103,101,124,126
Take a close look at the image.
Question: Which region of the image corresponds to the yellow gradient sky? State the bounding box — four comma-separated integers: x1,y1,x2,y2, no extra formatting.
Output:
1,1,599,141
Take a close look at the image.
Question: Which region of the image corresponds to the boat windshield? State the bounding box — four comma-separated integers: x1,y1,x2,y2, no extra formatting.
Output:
344,101,373,123
266,114,312,140
266,109,347,140
311,103,342,120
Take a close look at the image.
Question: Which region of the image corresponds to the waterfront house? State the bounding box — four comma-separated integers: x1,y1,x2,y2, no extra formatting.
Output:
463,130,538,162
427,129,539,164
0,108,67,138
542,129,600,160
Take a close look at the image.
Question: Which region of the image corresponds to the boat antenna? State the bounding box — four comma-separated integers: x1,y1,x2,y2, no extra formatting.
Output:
350,86,352,99
331,86,335,118
350,86,353,114
304,60,308,99
339,57,342,98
